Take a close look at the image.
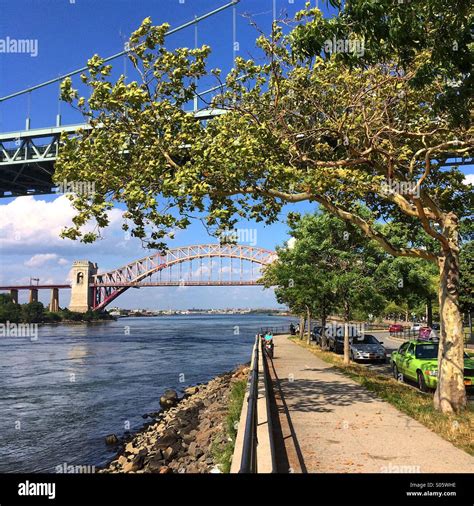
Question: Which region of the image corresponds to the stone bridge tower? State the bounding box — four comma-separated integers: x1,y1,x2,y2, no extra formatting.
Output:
69,260,98,313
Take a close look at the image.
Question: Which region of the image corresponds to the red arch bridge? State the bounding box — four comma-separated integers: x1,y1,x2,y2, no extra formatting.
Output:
0,244,276,311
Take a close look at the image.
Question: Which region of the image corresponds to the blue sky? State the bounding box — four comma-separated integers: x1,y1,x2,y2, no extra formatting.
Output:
0,0,322,309
0,1,472,310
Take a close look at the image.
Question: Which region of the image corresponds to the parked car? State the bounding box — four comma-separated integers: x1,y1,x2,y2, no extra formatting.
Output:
411,323,422,331
327,334,346,354
431,323,440,331
350,334,387,363
311,325,323,345
389,323,404,334
391,340,474,392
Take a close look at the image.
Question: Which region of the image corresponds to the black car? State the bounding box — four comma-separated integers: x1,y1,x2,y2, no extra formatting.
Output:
311,325,323,345
328,334,345,353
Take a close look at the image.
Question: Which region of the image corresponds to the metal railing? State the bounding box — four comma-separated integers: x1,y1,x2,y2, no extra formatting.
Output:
239,335,259,473
259,325,291,336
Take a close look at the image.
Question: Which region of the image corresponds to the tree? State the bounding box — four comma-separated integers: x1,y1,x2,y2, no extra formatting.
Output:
263,210,385,358
290,1,473,126
56,15,473,412
459,240,474,316
0,294,22,323
21,302,45,323
376,256,438,325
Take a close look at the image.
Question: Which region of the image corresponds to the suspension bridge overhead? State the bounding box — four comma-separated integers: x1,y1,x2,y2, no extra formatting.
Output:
0,1,240,198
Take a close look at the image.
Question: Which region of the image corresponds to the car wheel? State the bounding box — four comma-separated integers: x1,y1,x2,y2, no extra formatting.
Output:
417,371,428,392
392,364,399,380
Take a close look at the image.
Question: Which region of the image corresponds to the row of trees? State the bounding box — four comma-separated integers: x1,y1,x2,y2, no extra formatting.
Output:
55,1,472,413
0,295,111,323
261,210,473,365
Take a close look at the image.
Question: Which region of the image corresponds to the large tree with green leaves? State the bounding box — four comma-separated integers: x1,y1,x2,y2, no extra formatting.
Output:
57,9,472,412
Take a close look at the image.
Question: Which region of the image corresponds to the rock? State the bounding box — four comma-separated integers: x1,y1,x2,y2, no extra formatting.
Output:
123,454,145,473
146,455,166,473
159,466,172,474
184,386,199,396
117,455,128,467
105,434,119,445
154,430,179,450
125,442,138,454
159,389,179,410
188,442,204,459
182,433,195,444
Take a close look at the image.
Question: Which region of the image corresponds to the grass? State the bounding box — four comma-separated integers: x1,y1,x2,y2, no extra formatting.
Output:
289,337,474,456
211,378,247,473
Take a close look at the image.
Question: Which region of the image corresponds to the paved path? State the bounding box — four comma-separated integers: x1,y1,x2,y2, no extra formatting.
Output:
270,335,474,473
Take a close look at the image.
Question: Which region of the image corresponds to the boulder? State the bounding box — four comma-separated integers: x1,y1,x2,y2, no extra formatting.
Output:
159,389,179,410
117,455,128,467
184,386,199,396
146,455,166,473
154,431,179,450
125,442,138,455
105,434,119,445
188,441,204,459
123,454,145,473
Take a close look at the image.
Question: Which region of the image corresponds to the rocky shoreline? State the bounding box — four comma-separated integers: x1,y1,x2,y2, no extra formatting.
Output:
100,364,249,474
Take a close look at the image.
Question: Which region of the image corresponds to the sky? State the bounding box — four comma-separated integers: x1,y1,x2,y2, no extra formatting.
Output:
0,0,323,309
0,1,472,310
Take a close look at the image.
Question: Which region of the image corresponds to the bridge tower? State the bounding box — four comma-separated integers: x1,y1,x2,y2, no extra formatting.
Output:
69,261,98,313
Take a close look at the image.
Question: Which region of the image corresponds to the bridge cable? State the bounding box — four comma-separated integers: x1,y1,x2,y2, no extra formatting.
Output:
0,0,240,103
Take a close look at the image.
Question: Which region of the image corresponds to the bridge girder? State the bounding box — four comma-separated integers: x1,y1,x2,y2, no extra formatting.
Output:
92,244,276,310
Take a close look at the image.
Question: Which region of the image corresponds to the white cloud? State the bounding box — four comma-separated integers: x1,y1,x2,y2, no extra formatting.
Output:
25,253,60,267
0,195,123,254
464,174,474,186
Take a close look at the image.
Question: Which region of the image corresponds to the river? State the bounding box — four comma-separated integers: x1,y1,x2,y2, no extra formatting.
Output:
0,314,291,473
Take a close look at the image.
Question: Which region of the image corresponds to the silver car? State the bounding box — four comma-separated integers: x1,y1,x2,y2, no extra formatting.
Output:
350,334,386,363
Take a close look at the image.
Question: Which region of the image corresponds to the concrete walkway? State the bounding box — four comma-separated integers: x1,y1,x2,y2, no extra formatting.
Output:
270,335,474,473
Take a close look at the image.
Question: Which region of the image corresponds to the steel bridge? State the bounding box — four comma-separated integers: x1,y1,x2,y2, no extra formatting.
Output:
0,244,276,311
0,109,225,197
0,1,240,198
1,0,472,197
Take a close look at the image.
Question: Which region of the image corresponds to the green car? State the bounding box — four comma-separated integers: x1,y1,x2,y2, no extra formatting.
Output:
391,340,474,392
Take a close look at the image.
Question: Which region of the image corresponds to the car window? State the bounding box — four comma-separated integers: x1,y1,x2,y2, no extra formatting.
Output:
406,343,415,355
353,335,379,344
415,344,438,359
398,342,409,354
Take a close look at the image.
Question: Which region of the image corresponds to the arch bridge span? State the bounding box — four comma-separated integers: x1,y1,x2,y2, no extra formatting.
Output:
88,244,276,310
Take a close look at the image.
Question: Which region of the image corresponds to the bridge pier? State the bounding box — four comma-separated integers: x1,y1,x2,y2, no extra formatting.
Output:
28,288,38,303
69,260,97,313
49,288,59,312
10,289,18,304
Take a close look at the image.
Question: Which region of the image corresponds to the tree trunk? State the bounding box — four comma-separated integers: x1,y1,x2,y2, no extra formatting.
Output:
433,216,466,413
426,298,433,327
343,321,350,364
321,314,328,350
299,315,305,340
306,306,311,345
